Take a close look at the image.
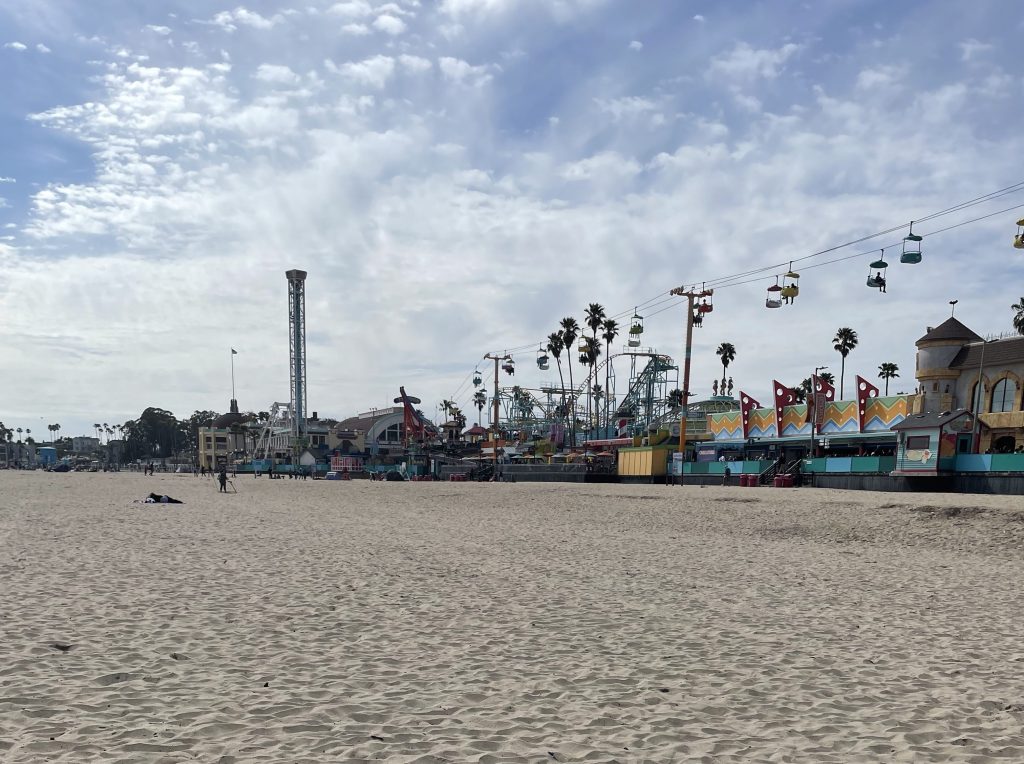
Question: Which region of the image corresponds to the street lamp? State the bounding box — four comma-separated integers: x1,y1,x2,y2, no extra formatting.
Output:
809,366,829,460
970,338,995,451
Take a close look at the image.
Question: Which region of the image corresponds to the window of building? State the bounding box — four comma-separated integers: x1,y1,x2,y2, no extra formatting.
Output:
990,378,1017,413
905,435,931,450
215,436,227,444
378,423,405,442
969,382,985,413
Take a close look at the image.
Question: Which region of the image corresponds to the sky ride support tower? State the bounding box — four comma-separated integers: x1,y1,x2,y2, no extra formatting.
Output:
286,269,308,455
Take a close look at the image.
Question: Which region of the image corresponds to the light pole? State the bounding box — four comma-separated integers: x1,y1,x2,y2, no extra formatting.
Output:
809,366,828,459
970,338,994,451
483,353,511,473
669,285,713,460
949,299,958,317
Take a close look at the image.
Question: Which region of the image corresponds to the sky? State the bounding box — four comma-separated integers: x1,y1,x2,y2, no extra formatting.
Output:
1,0,1023,438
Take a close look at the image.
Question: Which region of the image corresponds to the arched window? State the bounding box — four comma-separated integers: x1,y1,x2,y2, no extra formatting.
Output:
970,381,985,413
377,423,405,442
991,378,1017,413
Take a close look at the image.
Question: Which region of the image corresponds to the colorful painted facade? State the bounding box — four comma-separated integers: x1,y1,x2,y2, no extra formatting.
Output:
707,394,911,441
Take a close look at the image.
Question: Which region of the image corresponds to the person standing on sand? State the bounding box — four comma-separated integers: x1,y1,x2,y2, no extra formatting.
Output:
218,466,228,493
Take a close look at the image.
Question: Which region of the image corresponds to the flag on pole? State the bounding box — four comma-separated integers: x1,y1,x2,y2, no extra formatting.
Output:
231,348,238,355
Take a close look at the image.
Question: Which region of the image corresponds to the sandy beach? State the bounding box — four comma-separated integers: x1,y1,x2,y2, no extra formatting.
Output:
2,472,1024,762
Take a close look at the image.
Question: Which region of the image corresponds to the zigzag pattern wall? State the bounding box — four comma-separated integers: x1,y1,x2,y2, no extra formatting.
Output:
817,401,861,434
779,404,811,437
746,409,777,438
862,396,908,431
708,411,742,440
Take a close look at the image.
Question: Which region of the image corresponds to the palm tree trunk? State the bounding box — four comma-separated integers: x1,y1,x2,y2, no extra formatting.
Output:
566,361,575,446
604,341,611,435
884,378,889,396
554,358,566,434
840,357,846,399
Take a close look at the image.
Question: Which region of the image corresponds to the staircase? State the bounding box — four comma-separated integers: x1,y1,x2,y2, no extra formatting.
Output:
472,463,495,482
757,460,782,486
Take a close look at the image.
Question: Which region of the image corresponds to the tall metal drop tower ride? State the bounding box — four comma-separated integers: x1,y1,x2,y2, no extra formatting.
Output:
286,269,308,444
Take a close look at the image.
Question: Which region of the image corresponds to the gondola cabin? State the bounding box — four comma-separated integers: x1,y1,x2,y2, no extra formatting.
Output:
780,266,799,304
628,311,644,347
765,278,782,309
1015,217,1024,249
502,359,515,375
472,370,482,387
900,222,922,264
867,256,888,291
536,348,550,370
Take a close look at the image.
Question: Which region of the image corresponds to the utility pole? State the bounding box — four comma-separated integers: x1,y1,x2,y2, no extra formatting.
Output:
669,285,711,459
484,353,510,472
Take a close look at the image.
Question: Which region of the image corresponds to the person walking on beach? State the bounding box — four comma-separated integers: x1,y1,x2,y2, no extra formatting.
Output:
218,466,228,493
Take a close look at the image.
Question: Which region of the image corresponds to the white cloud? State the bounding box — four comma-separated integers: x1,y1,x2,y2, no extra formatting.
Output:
398,54,432,73
36,43,51,53
4,41,28,51
693,14,705,22
959,38,993,61
146,25,172,36
327,0,373,17
439,56,491,85
332,54,396,88
628,40,643,51
254,63,300,84
372,14,406,35
0,177,15,183
440,0,602,20
855,65,904,90
707,42,800,80
210,7,283,32
594,95,658,120
341,23,371,35
560,151,641,182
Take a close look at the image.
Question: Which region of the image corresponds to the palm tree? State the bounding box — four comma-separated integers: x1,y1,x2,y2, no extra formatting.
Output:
25,428,30,444
819,371,835,386
440,399,455,422
580,336,601,434
833,328,859,398
16,427,22,442
667,388,685,410
792,384,807,404
1013,297,1024,335
878,362,900,396
472,390,486,425
716,342,736,391
547,332,566,430
560,317,580,444
584,304,606,427
601,318,619,433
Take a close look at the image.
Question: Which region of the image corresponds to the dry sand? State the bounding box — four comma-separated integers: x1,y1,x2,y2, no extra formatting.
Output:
2,472,1024,763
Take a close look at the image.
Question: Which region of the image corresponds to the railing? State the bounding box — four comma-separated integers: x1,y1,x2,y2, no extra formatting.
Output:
803,456,897,474
758,460,781,486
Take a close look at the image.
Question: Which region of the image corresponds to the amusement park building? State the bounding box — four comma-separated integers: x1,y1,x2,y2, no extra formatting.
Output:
333,406,409,456
914,317,1024,453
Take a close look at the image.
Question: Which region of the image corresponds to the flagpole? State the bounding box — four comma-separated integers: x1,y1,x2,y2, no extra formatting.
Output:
231,350,236,401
